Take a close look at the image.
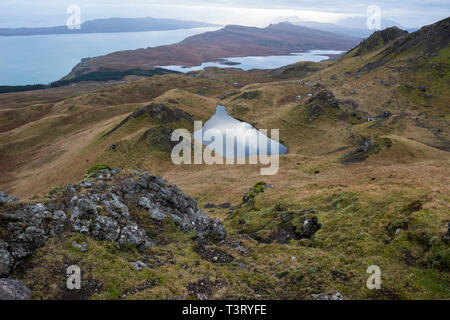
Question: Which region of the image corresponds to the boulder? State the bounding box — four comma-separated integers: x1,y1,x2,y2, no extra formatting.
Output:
301,217,321,239
119,223,154,251
75,198,98,219
130,261,148,271
102,103,193,137
0,279,31,300
92,216,120,241
0,191,18,205
79,180,94,189
311,290,345,300
138,197,153,209
0,240,13,277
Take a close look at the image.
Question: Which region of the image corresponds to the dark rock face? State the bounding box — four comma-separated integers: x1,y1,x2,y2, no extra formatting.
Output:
306,105,325,121
0,240,13,277
102,103,193,137
272,225,299,244
342,137,392,165
304,90,342,121
360,17,450,71
0,169,226,277
204,203,217,209
342,139,375,165
354,26,408,57
301,217,321,239
218,202,231,209
0,191,19,205
0,279,31,300
306,90,340,108
146,103,193,124
137,126,178,153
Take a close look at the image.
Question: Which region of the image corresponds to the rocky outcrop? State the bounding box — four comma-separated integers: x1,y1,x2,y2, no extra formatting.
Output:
0,169,225,278
102,103,193,137
303,90,342,121
301,217,321,239
359,17,450,71
342,137,392,165
0,279,31,300
232,182,322,244
0,191,19,205
353,27,408,57
137,126,178,153
342,138,375,165
0,240,13,277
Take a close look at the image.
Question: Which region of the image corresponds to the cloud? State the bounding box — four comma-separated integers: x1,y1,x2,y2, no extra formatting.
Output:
0,0,448,28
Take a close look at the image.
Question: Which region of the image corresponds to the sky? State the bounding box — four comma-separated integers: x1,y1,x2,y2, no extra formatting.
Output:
0,0,449,28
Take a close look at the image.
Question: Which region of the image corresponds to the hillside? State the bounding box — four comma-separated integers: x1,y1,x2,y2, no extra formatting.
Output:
342,26,408,58
0,17,219,36
63,22,360,80
0,17,449,300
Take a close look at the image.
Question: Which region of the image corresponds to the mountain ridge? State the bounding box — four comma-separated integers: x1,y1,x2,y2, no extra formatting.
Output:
0,16,220,37
285,16,418,37
63,22,360,80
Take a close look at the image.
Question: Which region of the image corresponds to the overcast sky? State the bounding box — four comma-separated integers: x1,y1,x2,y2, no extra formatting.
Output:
0,0,449,28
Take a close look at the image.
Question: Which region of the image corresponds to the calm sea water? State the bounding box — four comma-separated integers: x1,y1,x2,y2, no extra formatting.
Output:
0,27,220,86
159,50,344,72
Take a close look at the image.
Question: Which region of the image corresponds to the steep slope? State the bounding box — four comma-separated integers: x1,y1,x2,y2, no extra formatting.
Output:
360,16,450,70
342,26,408,59
64,22,360,79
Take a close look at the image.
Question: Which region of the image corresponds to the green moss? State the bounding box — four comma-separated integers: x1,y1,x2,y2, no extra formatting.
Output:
414,269,450,297
425,245,450,271
87,164,110,174
243,181,269,204
48,185,65,197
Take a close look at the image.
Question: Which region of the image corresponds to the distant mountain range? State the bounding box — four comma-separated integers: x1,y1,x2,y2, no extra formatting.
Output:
0,17,220,36
277,16,418,38
63,22,360,80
